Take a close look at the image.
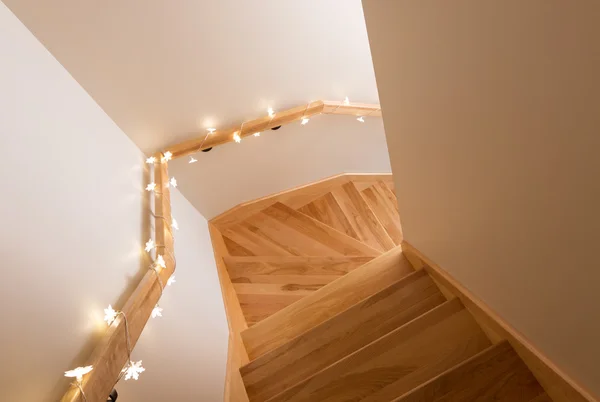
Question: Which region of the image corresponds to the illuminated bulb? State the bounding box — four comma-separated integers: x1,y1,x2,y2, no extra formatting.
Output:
145,156,156,164
151,305,163,318
253,132,260,137
123,360,145,381
161,151,172,163
207,128,216,134
145,239,155,252
146,182,156,192
104,305,118,326
357,116,365,123
343,97,350,105
172,218,179,231
169,177,177,188
233,132,241,143
268,107,275,118
301,118,310,125
189,156,198,164
64,365,93,383
155,255,166,269
167,275,176,286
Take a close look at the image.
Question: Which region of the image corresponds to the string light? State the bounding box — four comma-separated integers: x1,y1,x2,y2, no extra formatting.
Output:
189,156,197,164
343,97,350,105
254,132,260,137
155,255,166,269
144,239,155,252
207,128,216,134
104,305,118,326
151,305,163,318
169,177,177,188
357,116,365,123
145,156,156,164
233,132,241,143
172,218,179,231
145,182,156,192
268,107,275,118
161,151,172,163
167,275,176,286
64,366,93,383
301,118,310,125
123,360,145,381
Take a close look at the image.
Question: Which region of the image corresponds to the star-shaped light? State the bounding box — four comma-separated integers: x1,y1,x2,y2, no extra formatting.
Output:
145,156,156,164
144,239,155,252
253,132,260,137
343,96,350,105
155,255,166,269
104,305,118,325
207,128,216,134
161,151,172,163
267,107,275,118
146,182,156,192
189,156,198,164
169,177,177,188
167,275,176,286
151,305,163,318
123,360,145,381
357,116,365,123
301,118,310,125
64,365,93,383
172,218,179,231
233,132,241,143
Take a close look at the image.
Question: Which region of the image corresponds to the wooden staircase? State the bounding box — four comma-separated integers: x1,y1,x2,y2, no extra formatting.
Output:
209,174,564,402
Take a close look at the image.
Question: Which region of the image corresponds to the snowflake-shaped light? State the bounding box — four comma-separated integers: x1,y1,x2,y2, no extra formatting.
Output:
207,128,216,134
145,156,156,164
151,305,163,318
167,275,176,286
172,218,179,231
123,360,145,381
233,132,241,143
161,151,172,163
104,305,118,325
301,118,310,125
64,365,93,383
189,156,198,164
267,107,275,118
145,239,155,252
146,182,156,192
357,116,365,123
155,255,166,269
169,177,177,188
343,96,350,105
253,132,260,137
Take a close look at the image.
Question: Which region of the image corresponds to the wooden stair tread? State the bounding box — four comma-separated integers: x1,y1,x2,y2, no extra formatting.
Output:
297,192,360,240
241,246,413,359
362,181,403,245
224,256,373,277
331,182,396,252
393,341,547,402
241,269,447,402
266,299,492,402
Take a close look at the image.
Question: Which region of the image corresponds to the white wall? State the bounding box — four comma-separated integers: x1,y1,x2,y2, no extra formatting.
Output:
0,2,227,401
363,0,600,396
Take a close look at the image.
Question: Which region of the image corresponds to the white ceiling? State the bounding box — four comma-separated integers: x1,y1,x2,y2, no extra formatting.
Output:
3,0,379,154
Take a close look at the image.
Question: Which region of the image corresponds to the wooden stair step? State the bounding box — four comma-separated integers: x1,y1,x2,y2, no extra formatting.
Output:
224,256,372,278
361,181,403,245
241,246,413,360
241,269,447,402
265,298,492,402
298,192,360,240
393,341,548,402
331,181,396,252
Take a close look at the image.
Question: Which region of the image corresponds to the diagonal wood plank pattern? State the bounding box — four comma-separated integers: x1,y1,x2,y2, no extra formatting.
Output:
210,173,561,402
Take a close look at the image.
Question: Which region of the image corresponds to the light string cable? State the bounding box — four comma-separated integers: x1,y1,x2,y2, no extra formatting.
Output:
300,102,311,123
113,310,133,384
331,97,348,114
71,381,88,402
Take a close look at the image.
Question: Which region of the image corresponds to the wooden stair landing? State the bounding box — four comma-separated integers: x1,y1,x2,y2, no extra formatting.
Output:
209,173,562,402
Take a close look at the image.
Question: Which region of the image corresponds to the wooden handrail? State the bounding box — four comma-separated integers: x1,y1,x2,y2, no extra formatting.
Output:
61,153,175,402
165,100,381,160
